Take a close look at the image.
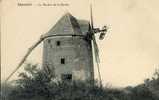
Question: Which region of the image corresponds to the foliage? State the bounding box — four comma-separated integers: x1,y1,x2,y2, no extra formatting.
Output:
2,63,159,100
1,82,14,100
144,68,159,98
145,68,159,88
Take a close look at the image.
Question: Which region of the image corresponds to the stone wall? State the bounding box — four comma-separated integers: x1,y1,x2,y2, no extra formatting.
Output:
43,36,94,81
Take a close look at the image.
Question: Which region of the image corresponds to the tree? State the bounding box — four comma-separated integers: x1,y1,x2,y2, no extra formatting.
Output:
144,68,159,99
7,63,159,100
8,63,53,100
7,63,117,100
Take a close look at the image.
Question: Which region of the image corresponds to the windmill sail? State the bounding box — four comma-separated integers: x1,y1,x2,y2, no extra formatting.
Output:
89,4,102,86
92,35,100,63
5,37,44,82
90,4,100,63
90,5,94,29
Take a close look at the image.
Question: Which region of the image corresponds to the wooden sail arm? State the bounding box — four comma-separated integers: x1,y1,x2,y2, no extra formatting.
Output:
5,36,45,82
5,34,86,82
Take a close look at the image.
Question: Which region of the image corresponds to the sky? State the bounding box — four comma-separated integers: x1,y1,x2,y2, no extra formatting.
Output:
1,0,159,87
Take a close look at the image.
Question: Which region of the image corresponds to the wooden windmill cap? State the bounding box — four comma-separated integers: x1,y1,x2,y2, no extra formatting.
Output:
46,12,90,36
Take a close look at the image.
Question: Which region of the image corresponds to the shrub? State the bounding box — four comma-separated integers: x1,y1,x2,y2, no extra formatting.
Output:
4,63,159,100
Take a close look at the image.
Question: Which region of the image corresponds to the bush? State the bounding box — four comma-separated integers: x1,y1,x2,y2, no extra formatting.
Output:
144,68,159,99
3,63,159,100
6,63,125,100
1,82,15,100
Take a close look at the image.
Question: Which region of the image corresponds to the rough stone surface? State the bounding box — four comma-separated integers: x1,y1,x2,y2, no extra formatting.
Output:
43,13,94,81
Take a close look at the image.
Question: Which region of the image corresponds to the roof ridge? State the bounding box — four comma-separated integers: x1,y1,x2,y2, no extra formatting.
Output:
66,13,82,35
46,12,89,36
66,13,76,35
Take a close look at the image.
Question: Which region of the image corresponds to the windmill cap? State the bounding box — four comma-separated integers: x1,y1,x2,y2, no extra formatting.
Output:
45,12,90,36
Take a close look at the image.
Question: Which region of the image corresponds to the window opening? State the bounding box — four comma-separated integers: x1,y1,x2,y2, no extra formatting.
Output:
48,39,51,43
61,58,65,64
61,74,72,81
56,41,61,46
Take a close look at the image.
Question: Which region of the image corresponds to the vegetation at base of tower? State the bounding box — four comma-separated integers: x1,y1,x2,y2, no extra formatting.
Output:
1,63,159,100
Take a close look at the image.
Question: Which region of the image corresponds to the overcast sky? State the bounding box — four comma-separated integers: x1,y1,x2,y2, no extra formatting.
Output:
1,0,159,87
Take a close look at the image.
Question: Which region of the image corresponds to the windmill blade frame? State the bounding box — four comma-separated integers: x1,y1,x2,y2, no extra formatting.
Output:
92,35,100,63
90,4,94,29
89,4,103,87
5,34,86,82
91,35,102,87
5,37,44,82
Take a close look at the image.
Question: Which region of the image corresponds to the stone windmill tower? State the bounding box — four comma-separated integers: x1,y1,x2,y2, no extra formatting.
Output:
6,8,107,83
43,13,94,81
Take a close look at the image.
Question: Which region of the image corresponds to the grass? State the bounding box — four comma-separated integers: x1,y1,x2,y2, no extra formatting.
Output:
1,64,159,100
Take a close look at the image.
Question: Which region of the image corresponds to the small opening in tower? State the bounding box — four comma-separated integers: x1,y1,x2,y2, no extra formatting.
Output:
48,39,51,43
61,74,72,81
61,58,65,64
56,41,61,46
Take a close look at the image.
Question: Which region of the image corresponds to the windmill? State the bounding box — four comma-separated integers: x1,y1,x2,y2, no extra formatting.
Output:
5,6,108,86
89,5,108,86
